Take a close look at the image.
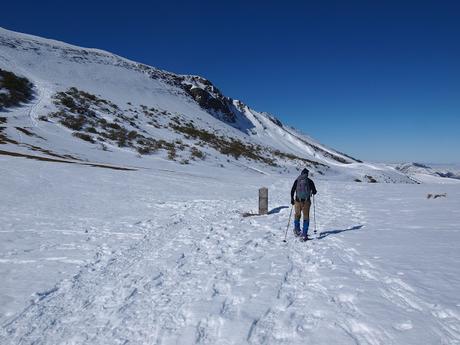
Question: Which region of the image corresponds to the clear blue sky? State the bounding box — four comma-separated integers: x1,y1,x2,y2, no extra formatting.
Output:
2,0,459,163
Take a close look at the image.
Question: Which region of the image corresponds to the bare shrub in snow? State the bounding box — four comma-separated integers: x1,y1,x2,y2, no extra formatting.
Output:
0,69,34,110
427,193,447,199
73,132,95,143
365,175,378,183
190,147,205,160
170,121,275,166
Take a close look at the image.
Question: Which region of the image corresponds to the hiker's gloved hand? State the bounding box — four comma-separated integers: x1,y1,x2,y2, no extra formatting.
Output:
291,199,295,205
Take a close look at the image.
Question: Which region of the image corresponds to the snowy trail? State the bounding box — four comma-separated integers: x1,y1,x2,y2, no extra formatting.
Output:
2,181,460,344
2,199,289,344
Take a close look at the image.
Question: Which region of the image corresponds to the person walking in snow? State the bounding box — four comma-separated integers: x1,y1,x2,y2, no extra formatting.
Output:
291,168,317,241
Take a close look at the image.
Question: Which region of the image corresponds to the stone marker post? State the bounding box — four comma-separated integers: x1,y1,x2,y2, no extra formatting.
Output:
259,187,268,215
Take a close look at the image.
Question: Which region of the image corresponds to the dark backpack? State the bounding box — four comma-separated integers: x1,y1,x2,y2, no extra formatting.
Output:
296,174,311,201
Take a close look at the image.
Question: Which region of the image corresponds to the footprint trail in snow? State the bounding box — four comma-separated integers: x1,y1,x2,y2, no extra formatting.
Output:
2,182,460,345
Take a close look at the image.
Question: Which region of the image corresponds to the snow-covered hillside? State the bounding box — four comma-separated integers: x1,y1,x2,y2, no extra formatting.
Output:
396,163,460,184
0,27,413,183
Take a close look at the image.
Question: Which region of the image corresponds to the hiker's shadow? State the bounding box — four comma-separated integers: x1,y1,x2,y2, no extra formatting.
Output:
317,225,364,239
268,206,289,215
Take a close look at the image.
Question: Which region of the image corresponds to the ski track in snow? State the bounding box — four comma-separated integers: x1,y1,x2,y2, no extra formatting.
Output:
1,183,460,345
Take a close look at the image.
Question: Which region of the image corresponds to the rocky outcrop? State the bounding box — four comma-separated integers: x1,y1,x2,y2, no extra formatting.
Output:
179,76,237,123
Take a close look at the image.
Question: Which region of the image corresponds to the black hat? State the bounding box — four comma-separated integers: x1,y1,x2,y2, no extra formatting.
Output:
301,168,309,175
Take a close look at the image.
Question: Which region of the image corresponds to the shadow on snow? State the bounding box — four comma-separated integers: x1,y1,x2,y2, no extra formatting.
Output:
317,225,364,239
268,206,290,215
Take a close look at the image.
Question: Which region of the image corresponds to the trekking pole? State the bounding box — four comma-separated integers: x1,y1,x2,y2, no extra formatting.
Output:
283,205,293,242
312,195,317,234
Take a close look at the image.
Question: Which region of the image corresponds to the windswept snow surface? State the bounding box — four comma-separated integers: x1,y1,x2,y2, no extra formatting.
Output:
1,156,460,345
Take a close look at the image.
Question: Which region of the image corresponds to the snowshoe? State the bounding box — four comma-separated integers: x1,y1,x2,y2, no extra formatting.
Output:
300,234,315,242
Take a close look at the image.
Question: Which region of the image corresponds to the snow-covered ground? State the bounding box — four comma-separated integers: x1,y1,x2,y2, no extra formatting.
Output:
1,155,459,344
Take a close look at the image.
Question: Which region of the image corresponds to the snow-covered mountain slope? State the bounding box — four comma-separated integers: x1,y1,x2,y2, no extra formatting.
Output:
395,163,460,184
0,27,414,183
